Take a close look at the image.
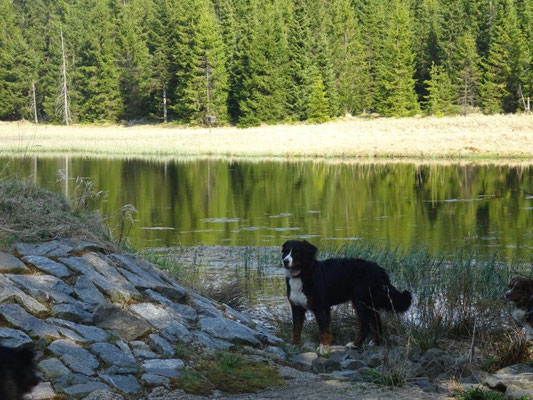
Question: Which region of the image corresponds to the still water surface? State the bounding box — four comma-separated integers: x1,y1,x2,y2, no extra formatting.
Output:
3,156,533,259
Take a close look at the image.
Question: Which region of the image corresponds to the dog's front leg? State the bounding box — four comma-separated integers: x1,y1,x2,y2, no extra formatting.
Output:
314,308,332,354
291,305,306,345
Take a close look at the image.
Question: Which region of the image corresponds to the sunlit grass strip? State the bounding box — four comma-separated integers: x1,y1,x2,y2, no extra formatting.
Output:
1,114,532,160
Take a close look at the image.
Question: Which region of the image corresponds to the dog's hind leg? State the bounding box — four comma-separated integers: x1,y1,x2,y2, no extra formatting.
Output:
291,305,306,345
369,310,384,345
314,308,332,354
347,302,371,348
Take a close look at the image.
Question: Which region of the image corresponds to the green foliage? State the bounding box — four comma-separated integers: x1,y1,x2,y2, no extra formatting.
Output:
307,77,330,123
457,387,506,400
425,63,456,116
0,0,531,123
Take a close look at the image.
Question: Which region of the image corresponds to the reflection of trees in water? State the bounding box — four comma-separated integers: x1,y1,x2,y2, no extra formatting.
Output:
4,157,533,258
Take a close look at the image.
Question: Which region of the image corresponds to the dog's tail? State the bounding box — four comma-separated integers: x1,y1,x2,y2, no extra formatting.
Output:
382,283,412,313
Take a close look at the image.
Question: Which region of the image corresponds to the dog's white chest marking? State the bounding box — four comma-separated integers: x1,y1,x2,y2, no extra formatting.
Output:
289,277,308,309
511,308,527,322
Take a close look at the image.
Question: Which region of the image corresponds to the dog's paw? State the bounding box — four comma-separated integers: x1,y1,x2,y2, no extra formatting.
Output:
317,344,330,355
345,341,357,349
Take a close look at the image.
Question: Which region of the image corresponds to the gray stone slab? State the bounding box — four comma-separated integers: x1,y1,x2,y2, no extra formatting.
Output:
198,317,261,346
141,373,169,386
109,254,168,287
141,359,185,378
223,305,255,327
148,334,175,357
253,325,284,346
51,303,93,324
0,327,33,347
73,276,107,305
21,256,70,278
290,352,318,369
0,251,29,273
0,275,48,315
90,342,137,368
71,241,107,255
7,274,76,304
38,358,71,380
15,240,75,258
30,381,56,400
63,382,111,398
105,366,138,375
47,318,109,343
99,374,140,394
129,303,191,340
48,339,100,376
190,297,223,318
81,390,125,400
0,303,60,339
92,304,151,341
194,331,232,351
60,256,139,302
144,289,197,321
53,373,93,389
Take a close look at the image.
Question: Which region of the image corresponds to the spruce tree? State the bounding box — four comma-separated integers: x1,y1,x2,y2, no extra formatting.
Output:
424,63,456,116
375,0,420,117
307,77,330,123
456,30,481,114
0,0,30,120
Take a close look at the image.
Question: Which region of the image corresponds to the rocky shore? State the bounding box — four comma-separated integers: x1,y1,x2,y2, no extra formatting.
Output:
0,239,531,400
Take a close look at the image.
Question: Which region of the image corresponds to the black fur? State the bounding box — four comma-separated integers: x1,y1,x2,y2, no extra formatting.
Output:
0,345,40,400
282,240,412,347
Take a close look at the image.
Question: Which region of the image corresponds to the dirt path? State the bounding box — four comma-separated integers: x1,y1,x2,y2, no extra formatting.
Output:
145,366,454,400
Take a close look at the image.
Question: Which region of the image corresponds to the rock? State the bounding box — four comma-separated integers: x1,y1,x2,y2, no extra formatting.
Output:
253,325,284,346
53,373,93,389
15,240,74,258
90,342,137,368
342,359,368,370
365,352,384,368
505,386,533,399
63,382,111,398
60,256,139,303
30,381,56,400
223,305,255,327
0,275,48,315
141,373,170,387
48,339,100,376
264,346,286,360
38,358,71,380
483,364,533,393
109,254,169,289
416,348,456,379
407,346,423,362
130,303,191,341
312,357,342,374
7,273,77,304
51,303,93,324
131,341,160,359
82,390,125,400
290,352,318,369
194,331,232,351
141,359,185,378
0,303,60,339
0,251,30,273
99,374,140,394
0,327,33,347
105,366,138,375
148,334,175,357
198,317,260,346
328,350,349,363
92,304,151,341
331,370,363,381
47,318,108,343
74,276,107,306
21,256,70,278
144,290,197,321
358,367,380,383
190,297,223,318
71,241,107,255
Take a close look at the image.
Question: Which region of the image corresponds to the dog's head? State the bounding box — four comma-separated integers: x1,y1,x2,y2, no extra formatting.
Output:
504,276,533,308
281,240,318,277
0,345,40,398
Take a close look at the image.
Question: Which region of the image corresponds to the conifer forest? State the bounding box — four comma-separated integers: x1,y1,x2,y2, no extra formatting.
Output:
0,0,531,125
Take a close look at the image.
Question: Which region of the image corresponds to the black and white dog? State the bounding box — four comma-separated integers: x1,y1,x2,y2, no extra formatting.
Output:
282,240,412,352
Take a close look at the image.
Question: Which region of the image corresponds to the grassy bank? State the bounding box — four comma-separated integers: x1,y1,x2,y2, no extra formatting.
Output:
1,114,532,160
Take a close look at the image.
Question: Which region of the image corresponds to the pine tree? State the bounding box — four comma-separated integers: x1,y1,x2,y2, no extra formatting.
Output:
307,77,330,123
425,63,456,116
326,0,371,115
0,0,30,120
455,30,481,114
376,0,420,117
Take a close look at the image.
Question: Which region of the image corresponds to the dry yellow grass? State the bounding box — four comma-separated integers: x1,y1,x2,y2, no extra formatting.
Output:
0,114,532,160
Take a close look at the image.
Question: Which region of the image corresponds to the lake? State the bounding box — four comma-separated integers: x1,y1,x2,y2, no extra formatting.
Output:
2,156,533,259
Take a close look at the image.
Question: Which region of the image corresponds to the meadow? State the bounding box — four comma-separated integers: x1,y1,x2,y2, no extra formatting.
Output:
1,114,532,160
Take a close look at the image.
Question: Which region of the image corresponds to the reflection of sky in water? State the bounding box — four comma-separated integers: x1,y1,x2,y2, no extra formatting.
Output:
2,156,533,259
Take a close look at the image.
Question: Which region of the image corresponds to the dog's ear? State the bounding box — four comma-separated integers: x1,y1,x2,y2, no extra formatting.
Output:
509,276,520,288
302,240,318,260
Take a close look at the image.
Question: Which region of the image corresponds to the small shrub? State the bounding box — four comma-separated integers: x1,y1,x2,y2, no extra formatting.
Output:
457,387,506,400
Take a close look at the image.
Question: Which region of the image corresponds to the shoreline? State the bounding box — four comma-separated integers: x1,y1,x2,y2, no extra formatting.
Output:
1,114,532,162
